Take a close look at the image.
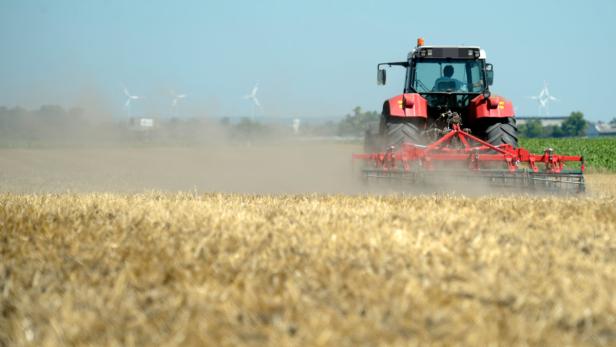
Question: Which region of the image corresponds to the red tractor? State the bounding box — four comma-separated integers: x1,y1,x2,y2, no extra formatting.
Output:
355,38,585,193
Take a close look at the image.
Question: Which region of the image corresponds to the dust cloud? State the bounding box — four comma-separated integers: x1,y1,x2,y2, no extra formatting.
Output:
0,143,365,194
0,143,556,196
0,91,373,194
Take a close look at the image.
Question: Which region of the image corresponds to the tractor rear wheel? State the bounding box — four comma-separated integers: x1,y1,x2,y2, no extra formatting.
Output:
382,117,425,149
482,117,519,148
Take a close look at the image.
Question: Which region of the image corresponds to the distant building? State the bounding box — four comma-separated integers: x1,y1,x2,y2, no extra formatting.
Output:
292,118,301,134
595,122,616,136
516,116,568,127
129,117,157,131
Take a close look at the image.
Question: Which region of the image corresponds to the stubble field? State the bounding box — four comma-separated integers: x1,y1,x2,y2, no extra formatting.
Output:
1,175,615,346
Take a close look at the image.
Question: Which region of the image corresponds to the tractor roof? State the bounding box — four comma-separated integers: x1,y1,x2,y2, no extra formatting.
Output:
409,46,487,60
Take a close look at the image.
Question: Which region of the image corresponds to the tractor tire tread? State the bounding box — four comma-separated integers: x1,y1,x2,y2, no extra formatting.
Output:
484,118,519,148
385,120,424,149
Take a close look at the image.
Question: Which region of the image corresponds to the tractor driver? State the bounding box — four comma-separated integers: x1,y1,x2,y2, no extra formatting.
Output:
433,65,467,92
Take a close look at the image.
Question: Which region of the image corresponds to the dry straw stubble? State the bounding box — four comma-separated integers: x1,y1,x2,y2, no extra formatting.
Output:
1,176,616,346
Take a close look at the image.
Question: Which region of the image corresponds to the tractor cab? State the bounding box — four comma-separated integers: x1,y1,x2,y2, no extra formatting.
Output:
378,40,494,111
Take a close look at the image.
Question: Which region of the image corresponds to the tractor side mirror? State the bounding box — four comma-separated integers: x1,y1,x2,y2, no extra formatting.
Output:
486,63,494,86
377,69,386,85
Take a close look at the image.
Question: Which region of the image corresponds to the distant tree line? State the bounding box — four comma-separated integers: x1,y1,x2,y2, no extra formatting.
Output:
0,105,339,147
337,106,379,137
518,111,588,138
0,105,220,146
0,105,102,146
0,105,593,147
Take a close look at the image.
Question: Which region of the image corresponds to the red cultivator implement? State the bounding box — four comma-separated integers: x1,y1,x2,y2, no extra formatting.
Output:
353,124,585,193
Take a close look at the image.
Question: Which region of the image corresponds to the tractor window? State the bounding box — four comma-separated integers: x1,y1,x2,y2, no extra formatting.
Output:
411,60,485,93
468,63,484,92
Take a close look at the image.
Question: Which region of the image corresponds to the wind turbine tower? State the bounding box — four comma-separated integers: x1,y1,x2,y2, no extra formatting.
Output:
171,90,188,117
123,87,144,117
243,82,261,119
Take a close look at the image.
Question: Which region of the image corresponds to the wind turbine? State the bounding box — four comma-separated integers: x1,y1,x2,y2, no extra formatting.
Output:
170,90,187,117
123,86,144,117
529,81,558,116
243,82,261,119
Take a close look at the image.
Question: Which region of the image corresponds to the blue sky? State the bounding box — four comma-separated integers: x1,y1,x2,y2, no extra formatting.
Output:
0,0,615,121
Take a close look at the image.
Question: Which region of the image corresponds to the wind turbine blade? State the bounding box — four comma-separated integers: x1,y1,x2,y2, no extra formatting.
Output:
124,87,131,97
253,97,261,108
125,99,131,107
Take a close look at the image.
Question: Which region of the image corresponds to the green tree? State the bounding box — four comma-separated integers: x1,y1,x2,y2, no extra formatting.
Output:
550,125,565,138
519,119,543,138
337,106,379,136
560,111,587,137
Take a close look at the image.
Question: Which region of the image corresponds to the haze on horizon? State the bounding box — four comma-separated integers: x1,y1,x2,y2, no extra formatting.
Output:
1,0,614,122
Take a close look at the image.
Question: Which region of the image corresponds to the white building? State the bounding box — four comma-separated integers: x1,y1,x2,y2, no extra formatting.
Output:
516,116,567,127
595,122,616,136
129,117,157,131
